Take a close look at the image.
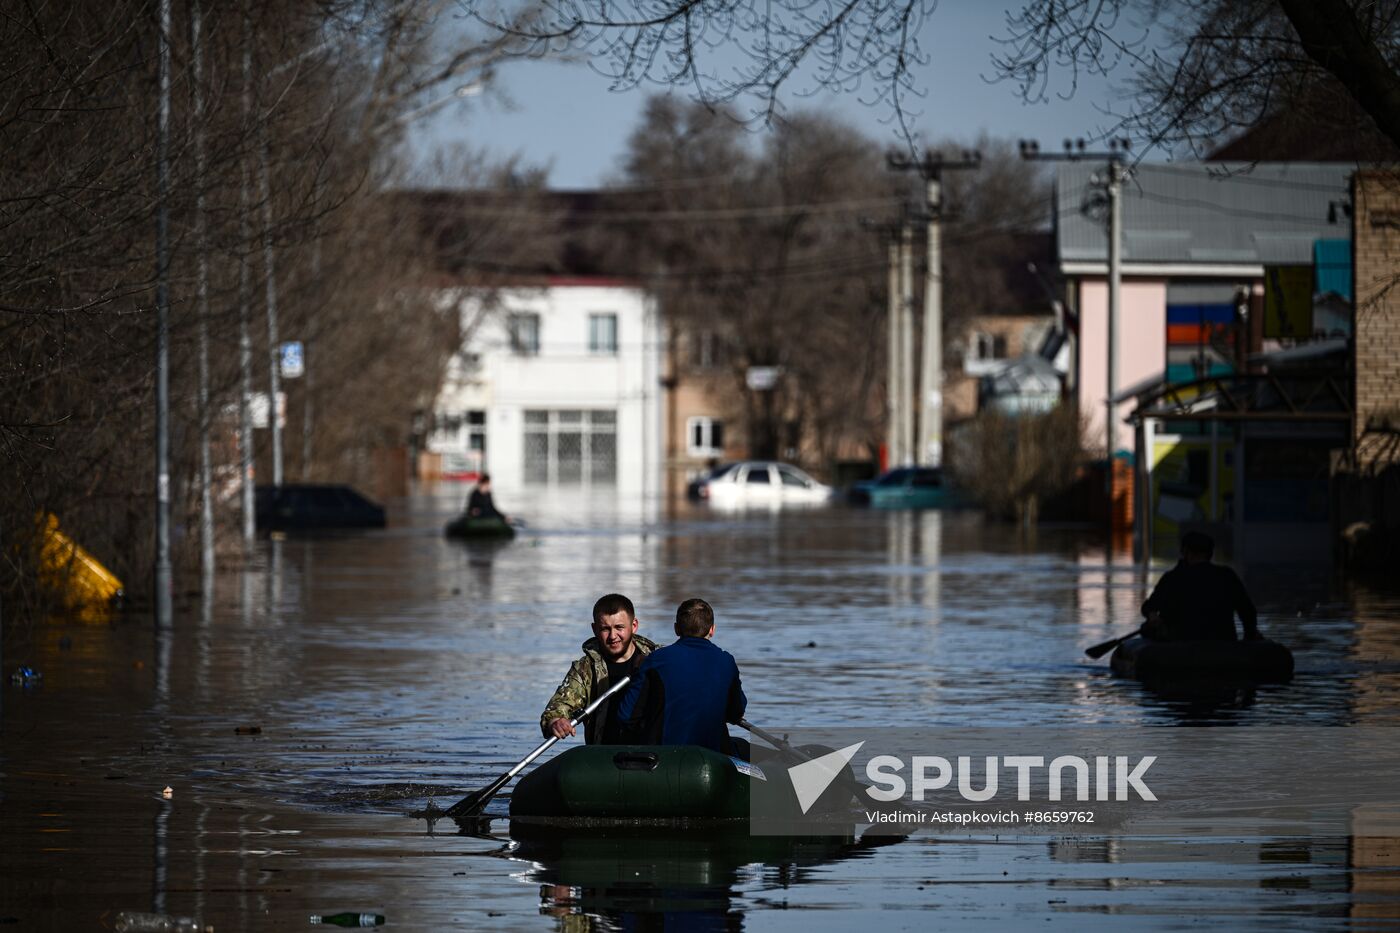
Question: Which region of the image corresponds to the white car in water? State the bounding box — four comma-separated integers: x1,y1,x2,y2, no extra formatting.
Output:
695,461,833,506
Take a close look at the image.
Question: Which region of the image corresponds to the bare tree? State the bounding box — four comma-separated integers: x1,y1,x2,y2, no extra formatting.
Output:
992,0,1400,156
465,0,934,135
0,0,543,616
937,137,1052,365
950,404,1087,524
600,96,907,468
458,0,1400,155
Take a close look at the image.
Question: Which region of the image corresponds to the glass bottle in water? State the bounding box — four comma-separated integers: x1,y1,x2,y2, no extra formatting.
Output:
310,913,385,927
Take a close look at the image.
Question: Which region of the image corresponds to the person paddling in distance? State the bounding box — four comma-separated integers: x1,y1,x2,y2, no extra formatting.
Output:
465,473,506,522
540,594,659,744
1141,531,1262,643
615,598,749,759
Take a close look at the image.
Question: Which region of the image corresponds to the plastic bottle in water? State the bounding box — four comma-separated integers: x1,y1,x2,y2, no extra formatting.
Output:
112,911,210,932
309,914,385,927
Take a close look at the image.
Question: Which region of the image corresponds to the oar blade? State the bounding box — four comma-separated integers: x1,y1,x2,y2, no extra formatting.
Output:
1085,627,1141,660
445,759,524,819
1084,639,1118,659
444,787,494,819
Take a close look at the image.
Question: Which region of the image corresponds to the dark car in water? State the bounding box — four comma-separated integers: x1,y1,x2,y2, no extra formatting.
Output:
847,467,954,508
255,484,386,532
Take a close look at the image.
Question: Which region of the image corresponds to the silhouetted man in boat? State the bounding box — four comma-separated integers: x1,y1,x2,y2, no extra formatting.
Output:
540,593,658,744
615,598,749,758
1141,531,1261,643
466,474,505,522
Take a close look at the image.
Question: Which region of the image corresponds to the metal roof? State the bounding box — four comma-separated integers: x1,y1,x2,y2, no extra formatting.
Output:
980,353,1063,397
1056,162,1352,268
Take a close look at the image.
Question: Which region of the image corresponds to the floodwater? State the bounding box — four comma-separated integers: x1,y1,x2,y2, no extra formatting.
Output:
4,490,1400,930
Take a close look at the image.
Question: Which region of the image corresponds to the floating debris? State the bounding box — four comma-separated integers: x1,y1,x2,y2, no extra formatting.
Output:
9,667,42,686
113,910,210,932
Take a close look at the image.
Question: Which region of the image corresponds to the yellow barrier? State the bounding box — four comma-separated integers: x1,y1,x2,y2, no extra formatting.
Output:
37,513,123,619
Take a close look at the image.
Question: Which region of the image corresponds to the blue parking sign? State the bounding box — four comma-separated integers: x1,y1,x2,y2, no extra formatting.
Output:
280,341,304,378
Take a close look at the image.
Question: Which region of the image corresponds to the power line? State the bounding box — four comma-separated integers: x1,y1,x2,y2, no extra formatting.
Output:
408,193,908,223
1023,137,1131,471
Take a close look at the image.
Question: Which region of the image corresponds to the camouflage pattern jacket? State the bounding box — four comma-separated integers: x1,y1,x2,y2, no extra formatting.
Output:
539,633,659,743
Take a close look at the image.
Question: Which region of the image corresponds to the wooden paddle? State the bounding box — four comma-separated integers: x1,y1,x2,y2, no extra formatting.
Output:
445,675,632,819
1085,627,1142,660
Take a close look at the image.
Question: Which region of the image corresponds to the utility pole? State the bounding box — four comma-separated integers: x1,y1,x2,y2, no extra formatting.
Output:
301,340,313,478
885,234,902,468
302,239,322,481
191,0,214,583
888,149,980,467
154,0,173,629
259,132,285,488
1106,158,1124,459
1019,138,1131,458
868,214,917,470
238,7,257,543
898,220,916,466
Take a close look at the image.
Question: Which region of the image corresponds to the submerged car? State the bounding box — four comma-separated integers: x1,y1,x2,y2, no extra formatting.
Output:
686,462,736,501
255,484,387,532
694,461,832,505
848,467,953,508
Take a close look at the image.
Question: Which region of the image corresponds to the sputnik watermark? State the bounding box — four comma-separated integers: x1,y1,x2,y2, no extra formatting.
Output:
752,726,1400,838
787,745,1156,815
865,809,1081,825
865,755,1157,804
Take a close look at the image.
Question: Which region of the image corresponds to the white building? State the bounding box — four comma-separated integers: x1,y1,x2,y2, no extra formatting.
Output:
426,279,665,509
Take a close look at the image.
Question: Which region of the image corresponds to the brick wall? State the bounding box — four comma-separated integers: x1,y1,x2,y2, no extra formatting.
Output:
1353,171,1400,461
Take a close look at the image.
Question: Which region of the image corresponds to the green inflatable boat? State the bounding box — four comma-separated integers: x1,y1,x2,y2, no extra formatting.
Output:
509,744,844,823
444,514,515,540
1110,635,1294,683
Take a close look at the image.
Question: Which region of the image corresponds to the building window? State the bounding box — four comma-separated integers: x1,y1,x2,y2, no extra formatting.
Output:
431,409,487,477
508,312,541,356
693,330,724,369
588,313,618,354
523,409,617,485
972,331,1009,361
687,416,725,457
464,410,486,453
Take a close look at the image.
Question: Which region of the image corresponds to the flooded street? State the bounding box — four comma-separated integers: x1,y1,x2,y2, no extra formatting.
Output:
5,492,1400,930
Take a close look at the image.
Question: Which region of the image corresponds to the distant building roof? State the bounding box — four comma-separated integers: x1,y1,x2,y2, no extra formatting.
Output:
1207,92,1399,163
981,353,1062,397
1055,162,1352,271
392,188,643,281
1248,336,1348,368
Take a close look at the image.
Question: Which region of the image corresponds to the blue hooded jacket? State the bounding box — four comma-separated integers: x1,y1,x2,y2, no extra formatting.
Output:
614,636,746,754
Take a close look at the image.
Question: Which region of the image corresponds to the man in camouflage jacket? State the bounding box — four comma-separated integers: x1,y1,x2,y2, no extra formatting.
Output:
540,593,659,744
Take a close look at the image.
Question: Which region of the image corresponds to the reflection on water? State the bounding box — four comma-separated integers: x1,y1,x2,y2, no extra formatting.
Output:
3,489,1400,929
510,822,871,931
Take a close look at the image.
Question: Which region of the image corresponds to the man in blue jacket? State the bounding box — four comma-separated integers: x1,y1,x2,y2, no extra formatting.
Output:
615,598,747,757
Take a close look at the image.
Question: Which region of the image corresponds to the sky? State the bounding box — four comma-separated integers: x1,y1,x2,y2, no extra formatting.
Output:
408,4,1139,189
